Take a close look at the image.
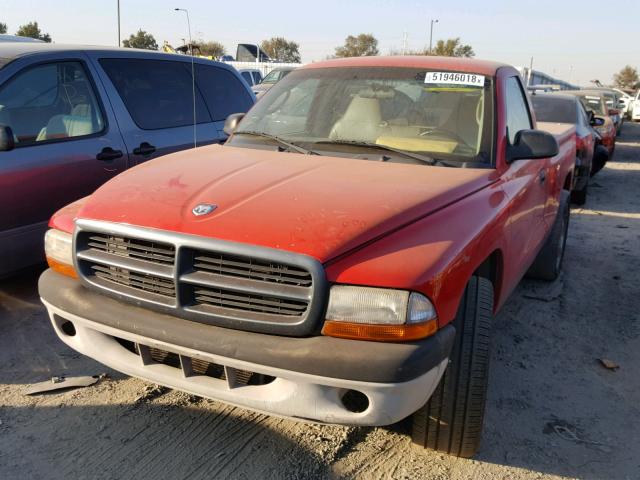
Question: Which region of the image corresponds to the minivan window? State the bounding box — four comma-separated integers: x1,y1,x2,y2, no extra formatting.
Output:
241,71,253,85
505,76,532,144
195,64,253,121
0,61,105,145
100,58,211,130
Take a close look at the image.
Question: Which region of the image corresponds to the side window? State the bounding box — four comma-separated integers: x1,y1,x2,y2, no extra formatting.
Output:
0,61,105,146
99,58,211,130
195,65,253,121
505,76,532,144
241,71,253,85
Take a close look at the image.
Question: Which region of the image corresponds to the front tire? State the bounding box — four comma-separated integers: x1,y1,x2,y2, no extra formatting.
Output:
411,276,493,458
526,190,570,281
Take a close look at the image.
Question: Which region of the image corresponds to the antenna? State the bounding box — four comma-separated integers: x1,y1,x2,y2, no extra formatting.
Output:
175,8,197,149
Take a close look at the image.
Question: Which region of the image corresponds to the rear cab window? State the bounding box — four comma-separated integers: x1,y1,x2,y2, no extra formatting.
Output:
531,96,576,124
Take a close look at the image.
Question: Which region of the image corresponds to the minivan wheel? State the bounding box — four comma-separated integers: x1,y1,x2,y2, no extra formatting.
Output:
526,190,570,281
411,276,493,458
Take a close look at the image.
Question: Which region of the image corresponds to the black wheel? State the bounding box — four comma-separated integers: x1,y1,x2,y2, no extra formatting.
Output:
411,276,493,458
526,190,570,281
571,184,587,206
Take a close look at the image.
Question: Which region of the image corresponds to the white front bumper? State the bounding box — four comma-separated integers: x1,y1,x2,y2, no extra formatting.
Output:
43,299,448,426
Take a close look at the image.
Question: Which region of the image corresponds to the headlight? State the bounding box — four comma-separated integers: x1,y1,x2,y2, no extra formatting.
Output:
322,285,437,342
45,229,77,278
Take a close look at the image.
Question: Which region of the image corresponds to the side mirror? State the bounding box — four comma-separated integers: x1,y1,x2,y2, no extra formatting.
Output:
507,129,559,162
0,125,15,152
223,113,245,136
591,116,605,127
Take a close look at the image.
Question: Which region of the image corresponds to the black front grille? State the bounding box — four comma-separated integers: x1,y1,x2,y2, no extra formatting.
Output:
75,225,324,336
193,251,312,287
87,234,175,266
91,264,176,298
192,285,309,317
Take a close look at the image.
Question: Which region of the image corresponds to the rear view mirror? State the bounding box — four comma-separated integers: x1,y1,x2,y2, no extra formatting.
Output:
608,109,620,116
0,125,15,152
507,129,559,162
591,116,605,127
223,113,245,136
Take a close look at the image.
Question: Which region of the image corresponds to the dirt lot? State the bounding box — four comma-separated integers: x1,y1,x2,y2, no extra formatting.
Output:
1,123,639,480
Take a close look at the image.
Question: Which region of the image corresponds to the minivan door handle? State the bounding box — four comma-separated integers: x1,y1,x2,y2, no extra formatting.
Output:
96,147,124,161
133,142,156,156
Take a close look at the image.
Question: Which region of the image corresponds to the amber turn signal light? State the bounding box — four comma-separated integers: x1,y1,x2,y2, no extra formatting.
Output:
46,256,78,279
322,318,438,342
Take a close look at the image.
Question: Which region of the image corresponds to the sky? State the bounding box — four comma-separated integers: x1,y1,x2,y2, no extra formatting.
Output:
2,0,639,87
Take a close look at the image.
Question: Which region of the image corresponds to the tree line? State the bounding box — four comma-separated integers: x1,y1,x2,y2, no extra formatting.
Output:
0,21,51,42
2,19,637,89
119,30,475,61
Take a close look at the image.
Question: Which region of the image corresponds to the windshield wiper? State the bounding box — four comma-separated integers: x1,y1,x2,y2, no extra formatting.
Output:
236,131,318,155
313,139,457,167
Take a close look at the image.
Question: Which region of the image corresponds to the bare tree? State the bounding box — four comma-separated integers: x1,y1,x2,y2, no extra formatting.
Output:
335,34,379,58
122,30,158,50
0,22,7,34
16,21,51,42
198,41,226,58
429,38,475,58
613,65,639,89
261,37,301,63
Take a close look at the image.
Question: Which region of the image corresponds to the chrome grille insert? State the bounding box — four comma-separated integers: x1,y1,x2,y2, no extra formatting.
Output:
74,220,326,336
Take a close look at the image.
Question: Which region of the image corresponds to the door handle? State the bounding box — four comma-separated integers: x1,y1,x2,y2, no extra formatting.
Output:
538,169,546,184
96,147,123,161
133,142,156,156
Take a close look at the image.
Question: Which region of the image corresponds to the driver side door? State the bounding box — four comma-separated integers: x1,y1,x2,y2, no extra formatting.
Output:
0,53,127,275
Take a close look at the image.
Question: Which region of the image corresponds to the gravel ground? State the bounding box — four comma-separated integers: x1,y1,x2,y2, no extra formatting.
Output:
1,123,639,480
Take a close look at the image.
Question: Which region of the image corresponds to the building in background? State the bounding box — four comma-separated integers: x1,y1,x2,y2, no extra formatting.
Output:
517,66,579,91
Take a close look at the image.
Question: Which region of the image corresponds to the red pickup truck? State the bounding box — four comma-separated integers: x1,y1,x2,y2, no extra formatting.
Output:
38,57,575,458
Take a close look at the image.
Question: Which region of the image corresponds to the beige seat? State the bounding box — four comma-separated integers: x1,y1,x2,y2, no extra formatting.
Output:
444,95,483,151
36,104,94,141
329,96,383,143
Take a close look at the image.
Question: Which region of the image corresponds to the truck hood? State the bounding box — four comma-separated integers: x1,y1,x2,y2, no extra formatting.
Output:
79,145,496,263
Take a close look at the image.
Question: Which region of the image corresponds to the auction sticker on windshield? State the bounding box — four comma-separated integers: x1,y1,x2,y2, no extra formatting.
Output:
425,72,485,86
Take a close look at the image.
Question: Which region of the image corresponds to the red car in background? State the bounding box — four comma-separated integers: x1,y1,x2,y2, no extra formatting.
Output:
566,90,616,159
531,92,595,205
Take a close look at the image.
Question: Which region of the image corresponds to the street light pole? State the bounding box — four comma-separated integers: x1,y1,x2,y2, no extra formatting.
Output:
175,8,197,149
429,18,439,55
117,0,121,47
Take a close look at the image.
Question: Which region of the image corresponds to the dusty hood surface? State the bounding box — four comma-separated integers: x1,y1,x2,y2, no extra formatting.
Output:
79,145,496,262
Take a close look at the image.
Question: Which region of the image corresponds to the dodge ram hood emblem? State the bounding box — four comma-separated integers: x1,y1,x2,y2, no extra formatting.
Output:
192,203,217,216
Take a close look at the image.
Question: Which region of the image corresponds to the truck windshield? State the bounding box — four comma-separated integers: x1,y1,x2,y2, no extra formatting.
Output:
232,67,494,165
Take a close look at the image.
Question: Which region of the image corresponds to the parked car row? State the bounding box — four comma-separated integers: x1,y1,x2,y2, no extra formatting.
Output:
529,86,622,205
